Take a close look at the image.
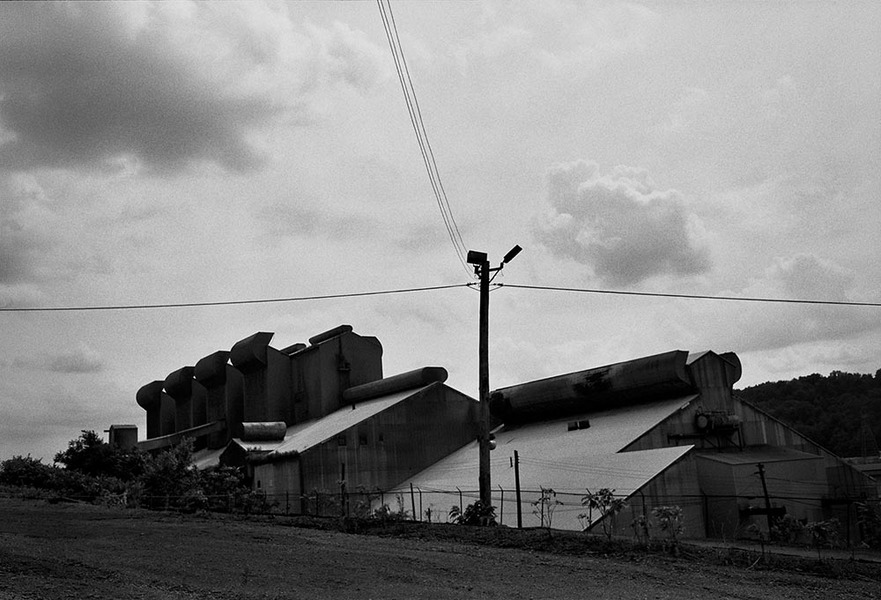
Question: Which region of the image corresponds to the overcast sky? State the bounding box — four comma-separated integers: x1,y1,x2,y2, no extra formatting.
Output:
1,1,879,462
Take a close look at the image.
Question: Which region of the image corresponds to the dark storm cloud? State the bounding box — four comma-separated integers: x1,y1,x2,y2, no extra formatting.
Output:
0,3,288,174
534,160,712,286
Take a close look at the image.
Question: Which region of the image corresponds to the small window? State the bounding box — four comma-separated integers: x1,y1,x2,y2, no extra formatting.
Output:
336,435,347,446
378,433,385,444
358,434,368,447
567,419,590,431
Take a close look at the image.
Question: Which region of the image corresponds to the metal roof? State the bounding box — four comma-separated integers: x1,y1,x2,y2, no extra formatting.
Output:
389,396,696,530
192,447,224,470
237,383,439,460
696,445,822,466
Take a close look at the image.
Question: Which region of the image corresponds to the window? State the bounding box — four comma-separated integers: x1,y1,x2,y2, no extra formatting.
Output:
567,419,590,431
336,435,347,446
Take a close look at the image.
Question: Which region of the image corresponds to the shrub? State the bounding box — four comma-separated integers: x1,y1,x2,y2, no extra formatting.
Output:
652,505,684,552
532,488,562,531
449,500,496,526
0,455,55,488
580,488,627,540
805,518,839,560
137,438,205,510
855,500,881,549
771,514,805,544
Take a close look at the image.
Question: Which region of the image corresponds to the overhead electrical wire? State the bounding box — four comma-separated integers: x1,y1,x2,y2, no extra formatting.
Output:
376,0,471,276
499,283,881,308
0,283,468,313
4,280,880,313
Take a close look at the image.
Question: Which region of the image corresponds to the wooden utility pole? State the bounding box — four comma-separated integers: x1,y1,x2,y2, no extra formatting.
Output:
467,246,521,511
477,253,491,507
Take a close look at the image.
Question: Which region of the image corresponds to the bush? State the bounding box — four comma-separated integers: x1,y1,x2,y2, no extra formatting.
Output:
0,455,55,488
2,434,264,514
652,505,684,553
137,439,205,510
856,500,881,549
449,500,496,526
580,488,627,540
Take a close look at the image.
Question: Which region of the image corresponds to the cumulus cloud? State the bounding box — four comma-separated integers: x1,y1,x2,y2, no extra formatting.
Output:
680,253,877,356
0,175,54,286
255,199,368,241
9,346,105,374
764,253,854,300
0,2,388,175
534,160,712,286
450,2,658,76
47,347,106,374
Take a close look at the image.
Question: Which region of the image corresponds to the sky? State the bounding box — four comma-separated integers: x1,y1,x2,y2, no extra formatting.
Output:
1,1,879,462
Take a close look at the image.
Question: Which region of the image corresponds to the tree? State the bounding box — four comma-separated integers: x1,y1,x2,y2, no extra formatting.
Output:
54,430,143,480
136,438,204,510
737,369,881,458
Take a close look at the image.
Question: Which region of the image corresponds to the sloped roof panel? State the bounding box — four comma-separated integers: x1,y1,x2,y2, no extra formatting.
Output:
390,396,696,530
253,383,436,459
192,447,224,470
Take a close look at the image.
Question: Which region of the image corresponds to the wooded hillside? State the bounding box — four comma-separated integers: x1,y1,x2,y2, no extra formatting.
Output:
736,369,881,458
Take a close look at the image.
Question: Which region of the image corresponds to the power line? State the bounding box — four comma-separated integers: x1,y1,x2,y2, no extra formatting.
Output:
0,284,468,313
500,283,881,308
5,279,878,314
376,0,471,275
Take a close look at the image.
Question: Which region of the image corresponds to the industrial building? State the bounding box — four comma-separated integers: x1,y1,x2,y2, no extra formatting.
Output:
132,325,479,513
393,350,878,541
127,326,877,542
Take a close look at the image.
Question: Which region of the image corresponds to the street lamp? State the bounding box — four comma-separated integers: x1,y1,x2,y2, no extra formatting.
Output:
467,245,522,509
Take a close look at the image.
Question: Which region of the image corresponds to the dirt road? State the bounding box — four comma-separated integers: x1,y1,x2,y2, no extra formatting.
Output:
0,498,877,599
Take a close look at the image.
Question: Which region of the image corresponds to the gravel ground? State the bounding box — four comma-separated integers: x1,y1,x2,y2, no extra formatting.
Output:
0,498,878,600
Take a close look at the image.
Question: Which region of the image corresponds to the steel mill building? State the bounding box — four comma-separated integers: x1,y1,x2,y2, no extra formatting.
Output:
122,325,877,542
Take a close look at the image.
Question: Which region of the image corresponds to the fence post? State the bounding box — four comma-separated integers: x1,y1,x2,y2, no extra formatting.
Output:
457,487,463,515
514,450,522,528
498,485,504,526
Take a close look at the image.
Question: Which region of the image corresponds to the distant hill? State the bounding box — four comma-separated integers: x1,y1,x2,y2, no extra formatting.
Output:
736,369,881,459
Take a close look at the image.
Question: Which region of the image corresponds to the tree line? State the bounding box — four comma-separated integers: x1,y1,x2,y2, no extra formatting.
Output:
737,368,881,458
0,430,267,512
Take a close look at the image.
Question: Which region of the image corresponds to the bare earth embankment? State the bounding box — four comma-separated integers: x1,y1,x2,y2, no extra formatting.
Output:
0,498,878,600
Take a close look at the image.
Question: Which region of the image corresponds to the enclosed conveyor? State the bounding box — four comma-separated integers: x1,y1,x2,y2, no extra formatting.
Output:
342,366,448,404
490,350,696,424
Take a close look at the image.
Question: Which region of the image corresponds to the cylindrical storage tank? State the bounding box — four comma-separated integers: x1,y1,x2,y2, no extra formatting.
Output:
342,367,448,403
241,421,287,442
490,350,695,424
136,381,165,439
